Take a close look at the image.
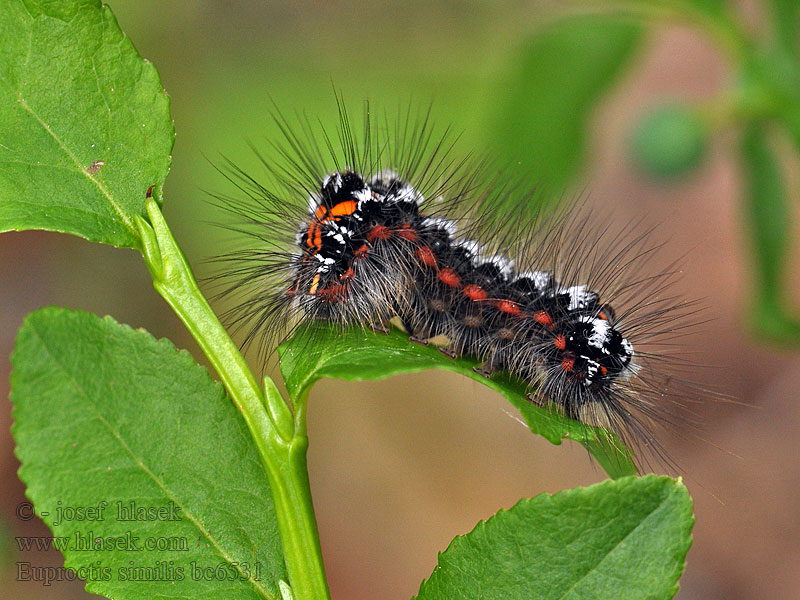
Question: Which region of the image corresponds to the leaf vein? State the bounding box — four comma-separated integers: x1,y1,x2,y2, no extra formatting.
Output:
556,491,678,599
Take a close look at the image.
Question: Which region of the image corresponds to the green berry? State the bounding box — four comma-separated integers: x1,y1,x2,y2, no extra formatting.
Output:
631,106,707,178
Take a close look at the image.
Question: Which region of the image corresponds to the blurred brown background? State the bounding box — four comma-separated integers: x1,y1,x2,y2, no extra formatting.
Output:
2,2,800,599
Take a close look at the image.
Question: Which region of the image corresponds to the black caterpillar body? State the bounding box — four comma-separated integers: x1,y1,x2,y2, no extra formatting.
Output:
293,169,635,416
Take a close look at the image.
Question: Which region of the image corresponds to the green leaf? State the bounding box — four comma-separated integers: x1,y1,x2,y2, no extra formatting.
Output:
0,0,174,249
414,475,693,600
278,325,637,479
11,308,286,599
486,15,641,194
740,125,800,342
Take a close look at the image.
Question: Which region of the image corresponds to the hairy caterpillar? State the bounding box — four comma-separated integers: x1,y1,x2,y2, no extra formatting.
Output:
211,102,698,464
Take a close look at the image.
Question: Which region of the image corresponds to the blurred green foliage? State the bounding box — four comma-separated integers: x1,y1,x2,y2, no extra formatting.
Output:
481,0,800,343
741,125,800,341
486,14,642,192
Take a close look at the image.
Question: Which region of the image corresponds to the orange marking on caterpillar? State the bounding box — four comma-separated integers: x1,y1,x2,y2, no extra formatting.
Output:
438,268,461,288
309,273,321,295
305,221,324,252
313,227,322,250
463,284,487,301
330,200,357,217
307,203,356,253
496,299,520,316
340,267,355,282
553,334,566,350
561,356,575,372
416,246,437,268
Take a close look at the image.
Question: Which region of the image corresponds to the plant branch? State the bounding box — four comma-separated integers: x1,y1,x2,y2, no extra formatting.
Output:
136,198,330,600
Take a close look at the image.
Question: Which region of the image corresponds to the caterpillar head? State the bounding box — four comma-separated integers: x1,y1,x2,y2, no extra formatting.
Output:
561,315,635,387
291,171,368,305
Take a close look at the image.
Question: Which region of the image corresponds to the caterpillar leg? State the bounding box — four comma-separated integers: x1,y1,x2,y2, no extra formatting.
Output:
405,317,431,345
472,363,493,379
370,322,391,335
525,392,546,407
437,347,459,359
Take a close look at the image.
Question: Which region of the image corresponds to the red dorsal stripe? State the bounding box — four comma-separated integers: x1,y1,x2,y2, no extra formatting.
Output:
496,299,520,316
438,268,461,288
415,246,437,268
463,284,487,301
367,225,392,242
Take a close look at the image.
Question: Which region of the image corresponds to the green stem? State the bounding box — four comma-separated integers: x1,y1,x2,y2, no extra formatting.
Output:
694,87,780,131
136,198,330,600
768,0,800,58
